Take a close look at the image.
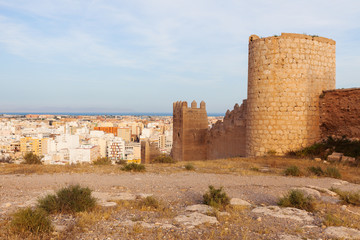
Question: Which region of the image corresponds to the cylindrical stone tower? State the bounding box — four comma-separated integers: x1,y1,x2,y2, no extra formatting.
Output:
246,33,336,156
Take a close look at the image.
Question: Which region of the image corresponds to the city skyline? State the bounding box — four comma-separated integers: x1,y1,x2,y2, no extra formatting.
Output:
1,0,360,113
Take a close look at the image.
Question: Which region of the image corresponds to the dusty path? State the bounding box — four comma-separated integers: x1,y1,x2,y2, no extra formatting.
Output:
1,172,359,215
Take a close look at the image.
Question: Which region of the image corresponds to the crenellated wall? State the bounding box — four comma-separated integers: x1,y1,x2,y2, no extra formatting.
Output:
172,101,208,161
171,33,360,161
207,101,247,159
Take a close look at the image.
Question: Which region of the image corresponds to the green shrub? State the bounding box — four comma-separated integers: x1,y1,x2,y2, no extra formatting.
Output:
11,207,52,234
331,188,360,206
23,152,43,165
151,154,175,164
92,157,112,165
121,163,146,172
38,185,96,213
325,167,341,179
284,166,302,176
184,163,195,171
203,185,230,209
308,166,324,176
288,136,360,159
278,190,315,212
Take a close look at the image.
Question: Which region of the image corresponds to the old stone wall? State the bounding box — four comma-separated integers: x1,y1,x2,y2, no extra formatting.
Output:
141,140,161,164
246,33,336,156
172,101,208,161
319,88,360,139
207,101,247,159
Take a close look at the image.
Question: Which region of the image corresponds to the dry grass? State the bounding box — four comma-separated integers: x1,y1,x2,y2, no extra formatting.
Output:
75,206,112,231
113,198,175,219
1,156,360,183
318,202,360,230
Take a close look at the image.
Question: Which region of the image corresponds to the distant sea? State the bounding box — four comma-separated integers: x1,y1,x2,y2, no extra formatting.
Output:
1,112,224,117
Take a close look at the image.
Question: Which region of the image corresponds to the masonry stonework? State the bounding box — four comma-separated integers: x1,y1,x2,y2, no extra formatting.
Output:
246,33,336,156
172,101,208,161
319,88,360,139
172,33,360,161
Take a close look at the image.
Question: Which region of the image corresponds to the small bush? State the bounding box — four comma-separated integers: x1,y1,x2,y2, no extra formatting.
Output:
121,163,146,172
38,185,96,213
92,157,112,165
267,150,277,156
325,167,341,179
116,159,127,165
151,154,175,164
23,152,43,165
203,185,230,209
184,163,195,171
278,190,315,212
11,207,52,234
331,188,360,206
284,166,302,176
138,196,160,209
308,166,324,176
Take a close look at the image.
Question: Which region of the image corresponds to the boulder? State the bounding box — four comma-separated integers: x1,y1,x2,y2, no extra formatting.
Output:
230,198,252,207
324,226,360,239
292,187,321,199
174,212,218,226
252,206,314,223
185,204,213,214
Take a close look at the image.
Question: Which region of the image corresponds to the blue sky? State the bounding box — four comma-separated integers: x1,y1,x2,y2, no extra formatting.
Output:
0,0,359,113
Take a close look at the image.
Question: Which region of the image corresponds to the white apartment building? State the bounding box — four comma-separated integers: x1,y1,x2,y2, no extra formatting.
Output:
107,137,125,162
69,145,100,164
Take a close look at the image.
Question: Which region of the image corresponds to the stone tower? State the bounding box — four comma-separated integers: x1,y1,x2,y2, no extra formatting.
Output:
172,101,208,161
246,33,336,156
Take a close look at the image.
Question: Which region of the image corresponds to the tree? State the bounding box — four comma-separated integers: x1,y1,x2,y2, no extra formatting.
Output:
23,152,43,164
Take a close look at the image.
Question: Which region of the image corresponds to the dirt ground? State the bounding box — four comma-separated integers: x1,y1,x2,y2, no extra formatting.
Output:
1,168,360,239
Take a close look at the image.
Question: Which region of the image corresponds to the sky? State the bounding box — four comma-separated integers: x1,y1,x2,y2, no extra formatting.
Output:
0,0,359,114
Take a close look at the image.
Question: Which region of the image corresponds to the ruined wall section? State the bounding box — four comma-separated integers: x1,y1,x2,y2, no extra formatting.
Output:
207,101,247,159
246,33,336,156
141,140,161,164
319,88,360,139
172,101,208,161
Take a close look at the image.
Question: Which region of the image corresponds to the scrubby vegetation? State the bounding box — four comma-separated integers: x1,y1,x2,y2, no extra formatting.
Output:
308,166,324,176
288,136,360,161
23,152,43,165
137,196,161,210
203,185,230,209
38,185,96,213
93,157,112,165
284,166,302,176
151,154,175,164
331,188,360,206
121,162,146,172
184,163,195,171
278,190,315,212
325,167,341,179
10,207,52,234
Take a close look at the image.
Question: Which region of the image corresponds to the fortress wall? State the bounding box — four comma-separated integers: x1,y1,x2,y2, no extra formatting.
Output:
172,101,208,161
141,140,161,164
319,88,360,139
207,101,247,159
246,33,336,156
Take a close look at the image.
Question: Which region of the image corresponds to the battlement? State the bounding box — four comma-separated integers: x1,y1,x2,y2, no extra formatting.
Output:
249,33,335,45
172,100,208,161
173,100,206,111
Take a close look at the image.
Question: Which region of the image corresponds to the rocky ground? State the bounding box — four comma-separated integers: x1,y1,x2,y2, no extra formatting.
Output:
1,171,360,239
